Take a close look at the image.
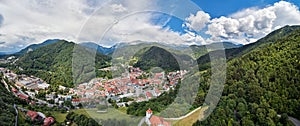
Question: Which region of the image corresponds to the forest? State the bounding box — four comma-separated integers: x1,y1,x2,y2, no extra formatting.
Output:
8,40,111,87
193,26,300,125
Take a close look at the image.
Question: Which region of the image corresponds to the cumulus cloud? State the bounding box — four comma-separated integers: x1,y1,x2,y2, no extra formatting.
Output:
1,0,300,52
0,0,203,52
184,11,210,31
101,12,203,46
205,1,300,44
111,4,127,13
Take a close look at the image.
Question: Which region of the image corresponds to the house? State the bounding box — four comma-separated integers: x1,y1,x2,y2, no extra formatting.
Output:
59,85,66,90
18,93,29,100
46,94,55,101
12,88,18,93
145,92,152,100
72,99,80,106
25,91,36,98
154,88,161,97
26,111,38,121
43,117,55,126
145,108,170,126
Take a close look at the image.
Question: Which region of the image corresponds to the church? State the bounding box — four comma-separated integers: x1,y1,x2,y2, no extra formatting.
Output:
145,108,171,126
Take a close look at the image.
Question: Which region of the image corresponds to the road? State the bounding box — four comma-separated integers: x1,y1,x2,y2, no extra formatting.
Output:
278,114,300,126
137,106,203,126
289,116,300,126
14,104,18,126
138,117,146,126
163,106,202,121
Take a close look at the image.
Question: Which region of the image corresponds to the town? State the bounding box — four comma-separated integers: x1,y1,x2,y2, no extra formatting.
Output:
0,66,187,125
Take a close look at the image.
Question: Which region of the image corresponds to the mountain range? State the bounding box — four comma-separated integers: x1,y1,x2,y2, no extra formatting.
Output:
0,25,299,125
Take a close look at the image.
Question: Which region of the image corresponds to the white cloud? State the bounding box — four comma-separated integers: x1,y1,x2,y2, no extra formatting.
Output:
102,13,199,46
184,11,210,31
111,4,127,13
0,0,88,52
1,0,300,52
0,0,203,52
205,1,300,44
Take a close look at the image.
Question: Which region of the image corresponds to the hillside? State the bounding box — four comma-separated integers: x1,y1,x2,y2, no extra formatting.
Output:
187,42,242,59
197,25,300,70
14,40,111,87
15,39,61,55
192,26,300,125
80,42,116,55
133,46,193,72
0,74,18,126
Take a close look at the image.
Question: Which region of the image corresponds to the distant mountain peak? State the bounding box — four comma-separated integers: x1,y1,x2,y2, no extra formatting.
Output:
80,42,116,55
15,39,62,55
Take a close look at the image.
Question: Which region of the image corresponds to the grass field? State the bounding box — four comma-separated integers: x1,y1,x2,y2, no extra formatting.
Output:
173,106,209,126
52,112,68,123
73,107,142,124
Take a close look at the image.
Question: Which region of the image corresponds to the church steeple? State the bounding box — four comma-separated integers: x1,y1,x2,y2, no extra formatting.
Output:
146,108,152,119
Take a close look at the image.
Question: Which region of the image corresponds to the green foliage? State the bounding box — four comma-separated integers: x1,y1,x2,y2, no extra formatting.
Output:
196,25,300,71
96,70,112,79
127,85,179,116
14,40,111,87
0,75,29,125
134,46,181,72
66,112,100,126
187,42,242,59
193,26,300,125
0,78,17,126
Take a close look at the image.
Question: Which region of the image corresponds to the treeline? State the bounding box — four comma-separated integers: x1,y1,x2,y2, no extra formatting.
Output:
65,112,100,126
133,46,181,72
126,85,180,116
193,27,300,125
0,73,19,125
13,40,111,87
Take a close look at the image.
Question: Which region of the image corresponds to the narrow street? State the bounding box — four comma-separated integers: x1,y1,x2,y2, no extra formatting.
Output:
14,104,18,126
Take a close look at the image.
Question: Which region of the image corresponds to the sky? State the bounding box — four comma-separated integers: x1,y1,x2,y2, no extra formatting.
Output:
0,0,300,53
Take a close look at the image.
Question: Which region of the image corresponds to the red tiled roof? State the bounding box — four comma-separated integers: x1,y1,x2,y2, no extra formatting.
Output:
72,99,80,102
149,115,171,126
27,110,38,121
18,93,28,99
12,88,18,93
43,117,55,126
146,92,152,98
170,81,174,85
146,108,152,113
155,89,160,94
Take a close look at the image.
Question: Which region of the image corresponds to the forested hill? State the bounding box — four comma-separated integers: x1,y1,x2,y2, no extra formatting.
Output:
133,46,193,72
187,42,242,59
15,39,61,56
14,40,111,87
0,73,18,126
197,25,300,70
193,26,300,125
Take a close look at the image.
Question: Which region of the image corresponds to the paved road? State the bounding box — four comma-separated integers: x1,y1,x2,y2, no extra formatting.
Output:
138,117,146,126
14,104,18,126
289,116,300,126
164,106,202,121
278,114,300,126
137,106,203,126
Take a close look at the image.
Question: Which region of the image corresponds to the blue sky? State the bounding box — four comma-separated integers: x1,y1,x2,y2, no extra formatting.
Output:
192,0,300,18
150,0,300,44
1,0,300,52
159,0,300,35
